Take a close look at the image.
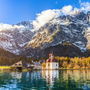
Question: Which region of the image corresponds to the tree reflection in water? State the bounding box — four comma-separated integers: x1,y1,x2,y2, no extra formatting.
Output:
0,70,90,89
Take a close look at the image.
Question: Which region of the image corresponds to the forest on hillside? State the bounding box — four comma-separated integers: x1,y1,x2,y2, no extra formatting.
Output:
0,56,35,65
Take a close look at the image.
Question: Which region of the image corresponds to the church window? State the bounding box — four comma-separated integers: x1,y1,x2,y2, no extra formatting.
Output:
48,63,50,66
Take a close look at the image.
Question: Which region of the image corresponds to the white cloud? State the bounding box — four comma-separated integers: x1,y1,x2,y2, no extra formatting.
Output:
80,2,90,12
74,7,80,11
61,5,73,15
0,23,25,31
33,5,73,29
33,9,61,29
69,7,80,15
33,1,90,29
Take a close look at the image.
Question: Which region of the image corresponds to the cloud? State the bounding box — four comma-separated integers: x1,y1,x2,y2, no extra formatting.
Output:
0,23,25,31
61,5,73,15
33,5,73,29
69,7,80,15
74,7,80,11
33,9,61,29
33,1,90,29
80,2,90,12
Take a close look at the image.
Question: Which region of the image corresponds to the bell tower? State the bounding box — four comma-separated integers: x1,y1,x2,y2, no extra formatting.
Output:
49,53,54,59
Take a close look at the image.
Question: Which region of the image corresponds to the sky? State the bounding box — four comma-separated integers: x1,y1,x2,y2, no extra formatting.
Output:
0,0,90,26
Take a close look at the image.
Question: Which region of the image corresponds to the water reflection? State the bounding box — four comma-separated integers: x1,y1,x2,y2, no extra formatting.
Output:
42,70,59,85
0,70,90,89
11,72,22,79
59,70,90,90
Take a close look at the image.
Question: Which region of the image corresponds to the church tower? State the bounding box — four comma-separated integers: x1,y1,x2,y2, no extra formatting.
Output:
46,53,59,69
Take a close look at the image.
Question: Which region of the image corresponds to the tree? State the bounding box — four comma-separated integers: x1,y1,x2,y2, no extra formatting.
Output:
62,61,68,68
65,57,70,64
42,63,46,68
81,57,86,67
74,57,80,65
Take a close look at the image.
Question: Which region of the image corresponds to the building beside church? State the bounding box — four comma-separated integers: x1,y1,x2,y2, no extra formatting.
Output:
46,53,59,69
10,61,31,71
30,60,42,69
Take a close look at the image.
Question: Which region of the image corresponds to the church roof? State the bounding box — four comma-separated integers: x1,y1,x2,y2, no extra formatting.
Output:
46,58,58,62
46,53,58,62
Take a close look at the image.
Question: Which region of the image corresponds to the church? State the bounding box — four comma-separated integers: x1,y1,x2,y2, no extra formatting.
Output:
46,53,59,69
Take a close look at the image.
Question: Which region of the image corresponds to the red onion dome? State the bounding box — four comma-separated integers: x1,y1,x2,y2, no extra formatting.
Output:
50,58,58,62
46,59,50,62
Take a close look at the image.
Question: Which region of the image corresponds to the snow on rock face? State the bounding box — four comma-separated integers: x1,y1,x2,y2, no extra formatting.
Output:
27,11,90,53
84,27,90,49
72,42,86,52
0,21,35,55
16,21,34,30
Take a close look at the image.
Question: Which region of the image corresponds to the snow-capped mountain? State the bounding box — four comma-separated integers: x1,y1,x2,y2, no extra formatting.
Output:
1,11,90,57
0,21,34,55
28,11,90,53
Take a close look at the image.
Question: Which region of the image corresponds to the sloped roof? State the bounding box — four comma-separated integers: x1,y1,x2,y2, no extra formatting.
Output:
33,62,41,65
46,53,58,62
30,61,41,65
11,61,30,67
46,58,58,62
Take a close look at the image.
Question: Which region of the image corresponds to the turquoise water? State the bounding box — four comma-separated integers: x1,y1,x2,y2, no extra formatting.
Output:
0,70,90,90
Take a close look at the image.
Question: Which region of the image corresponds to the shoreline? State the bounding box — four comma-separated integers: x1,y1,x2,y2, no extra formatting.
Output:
0,66,89,71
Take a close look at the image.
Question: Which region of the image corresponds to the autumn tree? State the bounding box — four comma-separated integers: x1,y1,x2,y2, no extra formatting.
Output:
42,63,46,68
65,57,70,63
62,61,68,68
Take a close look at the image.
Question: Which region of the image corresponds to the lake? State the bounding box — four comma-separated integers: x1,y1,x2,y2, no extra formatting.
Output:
0,70,90,90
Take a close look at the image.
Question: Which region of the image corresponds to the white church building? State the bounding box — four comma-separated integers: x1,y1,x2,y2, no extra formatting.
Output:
46,53,59,69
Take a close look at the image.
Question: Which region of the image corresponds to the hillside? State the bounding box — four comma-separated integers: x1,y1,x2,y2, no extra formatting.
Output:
43,43,88,58
0,48,17,58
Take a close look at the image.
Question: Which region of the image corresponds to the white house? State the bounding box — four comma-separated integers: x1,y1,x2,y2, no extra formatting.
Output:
30,61,42,69
46,53,59,69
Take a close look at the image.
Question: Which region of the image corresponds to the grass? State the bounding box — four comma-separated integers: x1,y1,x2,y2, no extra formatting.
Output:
0,66,10,70
59,68,88,70
22,69,28,72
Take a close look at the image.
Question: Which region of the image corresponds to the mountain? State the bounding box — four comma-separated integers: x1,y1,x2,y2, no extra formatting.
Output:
0,48,17,58
0,21,35,55
20,42,88,58
43,43,88,58
27,11,88,52
1,11,90,58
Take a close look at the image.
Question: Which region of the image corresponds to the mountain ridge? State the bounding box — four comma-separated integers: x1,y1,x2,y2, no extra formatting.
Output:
0,11,90,58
